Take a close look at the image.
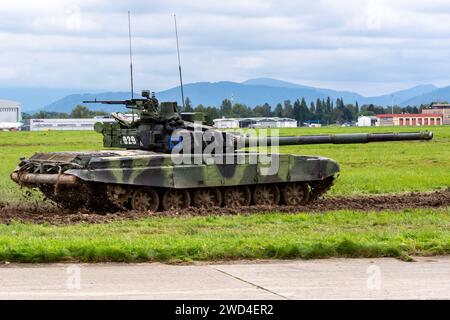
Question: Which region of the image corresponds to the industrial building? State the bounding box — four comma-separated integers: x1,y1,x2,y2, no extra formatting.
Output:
213,117,297,129
422,104,450,125
212,118,240,129
0,99,21,130
376,114,443,126
27,118,116,131
0,99,21,122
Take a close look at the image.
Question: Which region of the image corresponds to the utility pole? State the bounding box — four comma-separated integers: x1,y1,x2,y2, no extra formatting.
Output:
391,94,394,115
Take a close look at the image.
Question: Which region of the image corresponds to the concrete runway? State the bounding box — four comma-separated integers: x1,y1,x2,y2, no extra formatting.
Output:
1,257,449,299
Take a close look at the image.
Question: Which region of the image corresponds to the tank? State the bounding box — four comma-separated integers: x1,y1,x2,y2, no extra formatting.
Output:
10,90,434,211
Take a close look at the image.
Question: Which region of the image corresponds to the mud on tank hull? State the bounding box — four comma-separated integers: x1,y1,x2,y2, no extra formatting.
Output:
11,150,339,212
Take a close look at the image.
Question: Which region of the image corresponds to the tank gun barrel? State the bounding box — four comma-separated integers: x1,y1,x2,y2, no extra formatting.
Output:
82,99,147,109
243,131,433,147
84,100,129,104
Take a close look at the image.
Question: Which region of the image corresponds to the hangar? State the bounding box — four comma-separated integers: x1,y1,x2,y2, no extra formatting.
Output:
0,100,21,130
0,99,21,123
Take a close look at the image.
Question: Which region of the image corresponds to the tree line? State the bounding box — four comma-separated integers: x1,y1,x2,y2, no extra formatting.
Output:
21,105,108,120
22,98,433,127
182,97,430,126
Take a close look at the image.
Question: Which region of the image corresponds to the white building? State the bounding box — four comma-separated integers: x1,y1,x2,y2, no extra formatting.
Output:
0,99,21,123
357,116,378,127
213,118,240,129
0,100,21,130
248,118,298,128
213,117,298,129
29,118,116,131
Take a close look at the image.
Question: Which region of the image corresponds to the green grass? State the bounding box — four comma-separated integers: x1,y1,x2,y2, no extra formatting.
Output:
0,208,449,263
1,126,449,202
0,131,103,202
279,126,450,195
0,127,449,263
251,125,450,195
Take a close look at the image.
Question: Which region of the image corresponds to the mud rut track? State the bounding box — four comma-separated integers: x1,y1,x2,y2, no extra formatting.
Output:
0,190,449,225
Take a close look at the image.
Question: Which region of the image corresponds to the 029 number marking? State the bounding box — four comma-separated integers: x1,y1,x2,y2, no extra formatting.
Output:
121,135,137,145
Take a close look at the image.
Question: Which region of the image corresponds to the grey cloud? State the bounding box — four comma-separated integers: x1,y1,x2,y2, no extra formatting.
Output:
0,0,450,95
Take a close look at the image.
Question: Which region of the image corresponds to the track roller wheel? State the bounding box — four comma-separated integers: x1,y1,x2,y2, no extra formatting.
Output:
252,184,281,205
192,188,222,209
282,182,310,205
107,184,132,209
223,186,251,208
162,189,191,210
131,188,160,212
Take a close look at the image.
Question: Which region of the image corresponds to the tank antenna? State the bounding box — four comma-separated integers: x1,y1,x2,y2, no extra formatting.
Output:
128,11,135,99
174,14,185,109
128,11,135,121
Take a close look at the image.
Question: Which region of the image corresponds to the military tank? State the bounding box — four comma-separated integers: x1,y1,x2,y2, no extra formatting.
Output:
10,90,433,212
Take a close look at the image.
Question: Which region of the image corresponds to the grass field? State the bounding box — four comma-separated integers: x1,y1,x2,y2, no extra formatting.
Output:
0,208,449,263
0,126,449,263
0,131,101,202
1,126,449,202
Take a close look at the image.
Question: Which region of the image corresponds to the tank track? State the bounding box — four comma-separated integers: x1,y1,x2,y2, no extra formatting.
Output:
38,175,336,213
308,176,336,202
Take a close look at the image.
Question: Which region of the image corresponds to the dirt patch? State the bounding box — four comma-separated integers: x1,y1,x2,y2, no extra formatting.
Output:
0,190,449,225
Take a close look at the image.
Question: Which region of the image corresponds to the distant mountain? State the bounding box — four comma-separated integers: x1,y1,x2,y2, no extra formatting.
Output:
243,78,366,103
45,92,133,113
156,81,334,109
44,81,333,113
156,79,437,108
400,86,450,106
0,88,94,112
242,78,313,89
362,84,438,106
5,78,445,114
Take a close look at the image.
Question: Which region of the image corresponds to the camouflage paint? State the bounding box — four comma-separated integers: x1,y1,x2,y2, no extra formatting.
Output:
50,150,341,188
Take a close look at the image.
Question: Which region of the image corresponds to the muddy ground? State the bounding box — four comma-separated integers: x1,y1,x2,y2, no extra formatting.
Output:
0,189,449,225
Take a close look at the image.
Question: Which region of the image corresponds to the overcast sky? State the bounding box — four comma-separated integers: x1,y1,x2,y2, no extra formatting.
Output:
1,0,450,95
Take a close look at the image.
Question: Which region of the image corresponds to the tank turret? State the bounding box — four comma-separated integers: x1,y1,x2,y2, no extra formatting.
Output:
88,92,433,155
